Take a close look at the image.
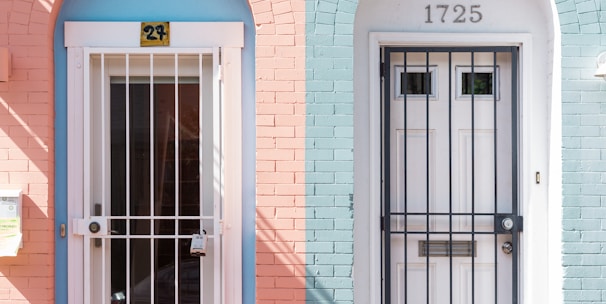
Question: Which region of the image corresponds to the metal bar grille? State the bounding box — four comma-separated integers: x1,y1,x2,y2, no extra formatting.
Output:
84,50,221,304
382,46,520,304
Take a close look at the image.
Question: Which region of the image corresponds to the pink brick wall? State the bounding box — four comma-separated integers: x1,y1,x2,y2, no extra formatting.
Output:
251,0,307,303
2,0,305,302
0,0,61,303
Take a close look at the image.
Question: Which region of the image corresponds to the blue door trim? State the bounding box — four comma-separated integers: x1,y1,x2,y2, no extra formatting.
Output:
53,1,255,302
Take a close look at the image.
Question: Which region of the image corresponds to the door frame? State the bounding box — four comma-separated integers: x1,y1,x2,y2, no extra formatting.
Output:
64,22,244,304
363,32,562,303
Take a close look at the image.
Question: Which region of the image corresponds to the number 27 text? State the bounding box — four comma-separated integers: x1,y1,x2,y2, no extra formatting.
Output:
425,4,483,23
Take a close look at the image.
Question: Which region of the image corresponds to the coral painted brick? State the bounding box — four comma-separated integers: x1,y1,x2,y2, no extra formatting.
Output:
256,0,308,288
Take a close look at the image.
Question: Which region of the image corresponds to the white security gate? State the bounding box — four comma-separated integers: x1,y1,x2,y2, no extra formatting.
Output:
382,46,522,304
66,22,243,304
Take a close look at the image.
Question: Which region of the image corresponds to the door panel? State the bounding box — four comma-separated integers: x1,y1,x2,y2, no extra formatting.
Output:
383,47,521,304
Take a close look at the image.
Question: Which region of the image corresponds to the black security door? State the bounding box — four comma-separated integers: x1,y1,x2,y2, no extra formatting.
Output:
381,46,522,304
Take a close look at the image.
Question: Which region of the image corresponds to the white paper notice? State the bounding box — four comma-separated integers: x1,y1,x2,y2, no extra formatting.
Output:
0,218,21,257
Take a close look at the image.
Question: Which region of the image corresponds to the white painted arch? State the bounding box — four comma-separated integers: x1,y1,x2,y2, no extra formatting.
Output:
352,0,562,303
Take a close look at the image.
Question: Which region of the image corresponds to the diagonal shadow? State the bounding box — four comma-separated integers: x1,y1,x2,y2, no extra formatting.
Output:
256,210,335,302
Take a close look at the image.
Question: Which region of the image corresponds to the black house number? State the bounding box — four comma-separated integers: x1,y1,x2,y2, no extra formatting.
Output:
143,24,167,41
140,22,170,47
425,4,483,23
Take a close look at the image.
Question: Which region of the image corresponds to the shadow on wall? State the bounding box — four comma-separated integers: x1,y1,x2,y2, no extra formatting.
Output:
0,193,52,297
255,211,335,302
0,32,53,302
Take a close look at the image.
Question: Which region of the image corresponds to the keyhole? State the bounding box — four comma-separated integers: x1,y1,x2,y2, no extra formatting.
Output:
89,221,101,233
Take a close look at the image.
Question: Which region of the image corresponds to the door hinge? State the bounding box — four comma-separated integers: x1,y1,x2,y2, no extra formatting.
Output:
380,216,385,231
60,223,66,238
380,62,385,78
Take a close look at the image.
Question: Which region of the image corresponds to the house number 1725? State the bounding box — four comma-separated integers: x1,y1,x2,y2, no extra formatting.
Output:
425,4,483,23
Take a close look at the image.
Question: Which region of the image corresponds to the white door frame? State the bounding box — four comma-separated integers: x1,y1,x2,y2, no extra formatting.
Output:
364,32,562,303
64,22,244,304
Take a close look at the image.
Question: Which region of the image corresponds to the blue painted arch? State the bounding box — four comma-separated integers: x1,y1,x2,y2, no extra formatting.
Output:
53,1,255,303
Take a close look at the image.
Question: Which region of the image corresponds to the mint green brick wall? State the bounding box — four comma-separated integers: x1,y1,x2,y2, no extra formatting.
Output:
304,1,603,303
306,0,358,302
558,0,606,302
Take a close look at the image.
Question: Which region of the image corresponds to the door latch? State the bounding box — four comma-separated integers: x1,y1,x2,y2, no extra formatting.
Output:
73,217,109,236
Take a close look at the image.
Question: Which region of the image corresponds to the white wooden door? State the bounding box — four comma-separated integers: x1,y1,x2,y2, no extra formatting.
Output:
385,48,520,304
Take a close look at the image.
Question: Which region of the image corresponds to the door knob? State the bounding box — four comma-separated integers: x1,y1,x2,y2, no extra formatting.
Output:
502,241,513,254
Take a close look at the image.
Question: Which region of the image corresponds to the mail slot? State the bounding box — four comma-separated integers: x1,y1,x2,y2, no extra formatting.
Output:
418,240,477,257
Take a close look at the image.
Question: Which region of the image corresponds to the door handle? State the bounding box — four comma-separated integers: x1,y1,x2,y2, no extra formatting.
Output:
502,241,513,254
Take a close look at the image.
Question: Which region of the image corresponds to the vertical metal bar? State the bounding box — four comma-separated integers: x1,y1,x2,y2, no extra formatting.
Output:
83,49,91,226
125,53,131,304
100,52,107,304
425,51,430,304
448,51,453,304
382,48,392,304
198,52,205,301
82,48,92,304
174,53,180,304
471,51,476,304
83,235,91,304
402,50,408,304
149,53,155,304
511,46,519,304
101,52,106,221
212,47,221,304
493,51,498,304
101,238,106,304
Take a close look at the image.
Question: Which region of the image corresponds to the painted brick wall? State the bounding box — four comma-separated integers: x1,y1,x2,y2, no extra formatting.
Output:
557,0,606,302
0,0,57,303
252,0,308,303
305,0,357,302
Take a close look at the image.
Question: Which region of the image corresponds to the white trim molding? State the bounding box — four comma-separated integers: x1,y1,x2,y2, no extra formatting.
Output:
65,22,243,304
65,22,244,48
359,31,561,304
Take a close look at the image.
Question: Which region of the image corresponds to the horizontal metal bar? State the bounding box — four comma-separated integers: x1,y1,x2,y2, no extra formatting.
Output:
87,47,214,55
386,46,515,53
390,212,498,216
92,234,218,239
103,215,216,220
389,231,499,235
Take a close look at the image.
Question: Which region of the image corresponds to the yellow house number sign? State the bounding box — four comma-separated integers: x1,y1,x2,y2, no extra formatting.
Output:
140,22,170,46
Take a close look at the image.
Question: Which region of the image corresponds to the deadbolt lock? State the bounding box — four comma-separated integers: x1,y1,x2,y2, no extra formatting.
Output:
89,221,101,233
73,216,108,236
495,214,523,234
501,218,514,231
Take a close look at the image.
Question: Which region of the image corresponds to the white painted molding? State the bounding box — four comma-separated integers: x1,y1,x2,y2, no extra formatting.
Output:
366,31,559,304
66,23,244,304
221,46,243,304
65,22,244,48
67,47,85,304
